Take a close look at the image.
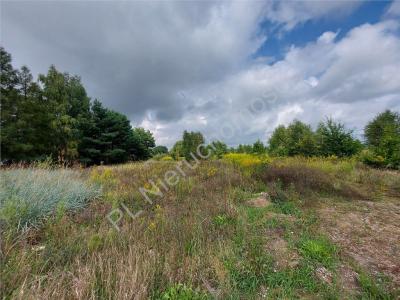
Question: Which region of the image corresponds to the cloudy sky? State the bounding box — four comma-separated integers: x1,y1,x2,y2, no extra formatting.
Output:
2,0,400,147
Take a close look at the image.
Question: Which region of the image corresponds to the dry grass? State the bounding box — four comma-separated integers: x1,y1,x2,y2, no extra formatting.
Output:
1,161,253,299
1,158,399,299
258,164,367,200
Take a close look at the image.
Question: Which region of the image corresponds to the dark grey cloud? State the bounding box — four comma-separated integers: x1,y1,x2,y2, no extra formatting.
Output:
2,1,265,123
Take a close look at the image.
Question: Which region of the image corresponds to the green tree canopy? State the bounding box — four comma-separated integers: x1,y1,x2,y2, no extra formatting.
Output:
131,127,156,160
316,118,362,157
268,120,317,157
364,110,400,168
268,125,289,156
236,144,253,154
252,139,267,154
0,47,155,165
152,145,168,156
182,131,205,160
208,140,228,158
170,140,183,160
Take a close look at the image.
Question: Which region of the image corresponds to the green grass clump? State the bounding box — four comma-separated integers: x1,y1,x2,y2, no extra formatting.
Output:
158,283,209,300
298,236,338,268
0,168,101,230
358,272,398,300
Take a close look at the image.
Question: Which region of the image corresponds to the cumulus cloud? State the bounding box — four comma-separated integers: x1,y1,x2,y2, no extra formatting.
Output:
146,19,400,146
386,0,400,18
263,0,363,31
2,1,399,147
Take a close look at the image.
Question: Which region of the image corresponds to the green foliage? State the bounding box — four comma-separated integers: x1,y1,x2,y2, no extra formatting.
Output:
298,236,338,268
213,214,236,227
79,100,154,164
269,119,363,159
1,48,54,161
235,144,254,154
38,65,91,161
268,120,318,157
182,131,205,160
364,110,400,169
208,140,228,158
159,283,208,300
87,234,104,252
131,127,156,160
0,168,101,229
358,272,397,300
152,145,169,156
316,118,362,157
170,140,184,160
268,125,289,156
358,149,386,168
234,140,268,155
0,47,155,165
286,120,318,156
252,139,267,154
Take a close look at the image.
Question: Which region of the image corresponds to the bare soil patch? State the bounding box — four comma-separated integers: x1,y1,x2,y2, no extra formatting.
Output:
317,198,400,287
247,192,272,208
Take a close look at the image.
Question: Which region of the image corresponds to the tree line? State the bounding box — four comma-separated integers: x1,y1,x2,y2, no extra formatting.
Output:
1,47,159,165
169,112,400,169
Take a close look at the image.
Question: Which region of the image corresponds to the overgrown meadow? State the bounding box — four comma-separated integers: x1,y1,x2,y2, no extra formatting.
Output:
1,156,399,299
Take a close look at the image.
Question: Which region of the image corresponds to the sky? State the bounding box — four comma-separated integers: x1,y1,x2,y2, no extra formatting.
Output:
1,0,400,148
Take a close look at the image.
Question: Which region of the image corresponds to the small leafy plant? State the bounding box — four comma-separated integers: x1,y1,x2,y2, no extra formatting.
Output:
159,283,208,300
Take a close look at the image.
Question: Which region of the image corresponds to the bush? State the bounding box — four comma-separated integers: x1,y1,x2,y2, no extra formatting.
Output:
358,149,386,168
0,168,101,230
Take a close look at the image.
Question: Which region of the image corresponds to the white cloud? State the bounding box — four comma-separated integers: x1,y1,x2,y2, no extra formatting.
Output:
154,19,400,146
264,0,363,31
386,0,400,18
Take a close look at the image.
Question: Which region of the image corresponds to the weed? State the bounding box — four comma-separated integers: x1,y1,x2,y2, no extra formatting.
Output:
158,283,209,300
213,214,235,227
87,233,104,252
298,236,338,268
358,272,398,300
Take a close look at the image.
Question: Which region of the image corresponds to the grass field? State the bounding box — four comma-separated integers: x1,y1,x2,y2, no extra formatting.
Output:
1,157,399,299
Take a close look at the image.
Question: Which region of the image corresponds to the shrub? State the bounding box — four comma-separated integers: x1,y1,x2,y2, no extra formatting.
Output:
0,168,101,230
358,149,386,168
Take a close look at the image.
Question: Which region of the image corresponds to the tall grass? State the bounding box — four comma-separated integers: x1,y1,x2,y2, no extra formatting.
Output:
0,168,101,230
